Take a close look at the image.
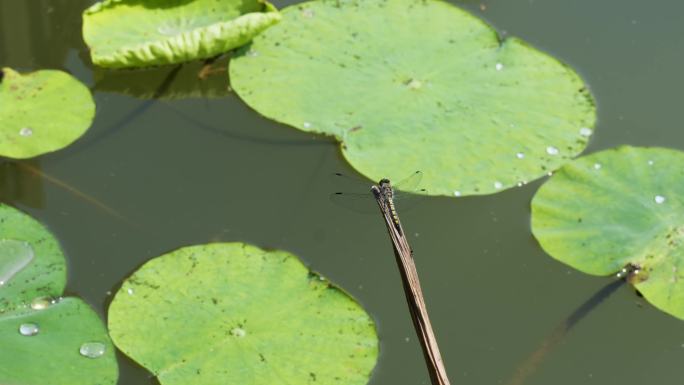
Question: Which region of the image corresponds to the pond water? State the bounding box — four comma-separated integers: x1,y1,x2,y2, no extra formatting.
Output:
2,0,684,384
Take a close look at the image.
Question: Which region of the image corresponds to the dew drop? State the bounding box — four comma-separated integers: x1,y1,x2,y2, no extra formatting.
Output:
579,127,593,137
495,63,504,71
655,195,666,204
593,163,602,170
19,323,39,336
453,190,461,197
301,8,314,18
516,152,525,159
246,49,259,57
79,342,106,358
648,160,654,166
546,146,559,155
231,327,247,338
127,288,134,295
494,181,503,189
303,122,312,129
0,240,35,287
30,297,52,310
404,337,410,342
19,127,33,137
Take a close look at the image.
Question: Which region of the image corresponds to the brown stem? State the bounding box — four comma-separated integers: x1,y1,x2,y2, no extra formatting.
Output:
372,184,451,385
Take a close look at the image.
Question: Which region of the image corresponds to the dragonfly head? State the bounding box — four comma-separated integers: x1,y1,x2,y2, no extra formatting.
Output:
370,185,382,199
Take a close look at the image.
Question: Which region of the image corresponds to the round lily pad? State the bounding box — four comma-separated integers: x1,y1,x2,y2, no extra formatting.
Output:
230,0,595,196
0,204,118,385
531,146,684,319
82,0,282,69
108,242,378,385
0,68,95,159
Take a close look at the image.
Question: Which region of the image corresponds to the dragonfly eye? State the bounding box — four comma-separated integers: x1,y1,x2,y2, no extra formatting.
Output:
379,178,390,184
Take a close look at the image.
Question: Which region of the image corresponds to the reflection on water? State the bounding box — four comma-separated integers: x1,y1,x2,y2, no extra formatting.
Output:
0,160,45,209
93,59,229,100
0,0,92,69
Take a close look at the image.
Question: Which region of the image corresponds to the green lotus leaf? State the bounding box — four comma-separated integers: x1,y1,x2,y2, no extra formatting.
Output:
108,242,378,385
230,0,595,196
0,68,95,159
82,0,282,69
0,204,118,385
531,146,684,319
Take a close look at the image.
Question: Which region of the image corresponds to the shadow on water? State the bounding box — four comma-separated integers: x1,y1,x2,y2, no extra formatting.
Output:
62,57,332,166
506,277,627,385
57,64,185,161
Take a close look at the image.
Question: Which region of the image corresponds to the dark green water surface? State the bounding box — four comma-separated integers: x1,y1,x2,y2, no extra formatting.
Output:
2,1,684,384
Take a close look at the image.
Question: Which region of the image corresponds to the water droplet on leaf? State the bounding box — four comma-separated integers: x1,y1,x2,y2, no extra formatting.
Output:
231,327,247,338
546,146,559,155
516,152,525,159
19,127,33,137
655,195,666,204
579,127,593,137
19,323,39,336
302,8,314,18
495,63,503,71
30,297,52,310
79,342,106,358
494,181,503,189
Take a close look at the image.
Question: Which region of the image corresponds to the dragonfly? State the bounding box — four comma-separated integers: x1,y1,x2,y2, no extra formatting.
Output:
330,170,427,214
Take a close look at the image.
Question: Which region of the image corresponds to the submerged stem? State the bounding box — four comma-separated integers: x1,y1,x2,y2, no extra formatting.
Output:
505,278,626,385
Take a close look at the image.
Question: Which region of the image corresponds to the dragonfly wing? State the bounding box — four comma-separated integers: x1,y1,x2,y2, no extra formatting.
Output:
330,170,425,214
393,190,427,212
329,191,378,214
393,170,423,193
